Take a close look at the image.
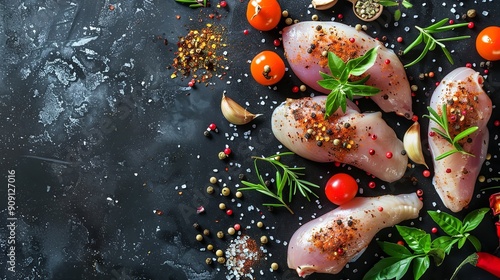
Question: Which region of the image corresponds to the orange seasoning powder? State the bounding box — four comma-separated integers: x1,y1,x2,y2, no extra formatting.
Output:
309,217,359,261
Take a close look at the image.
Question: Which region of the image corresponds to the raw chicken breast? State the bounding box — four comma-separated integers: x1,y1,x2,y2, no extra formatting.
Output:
271,96,407,182
287,193,423,277
282,21,413,118
428,67,492,212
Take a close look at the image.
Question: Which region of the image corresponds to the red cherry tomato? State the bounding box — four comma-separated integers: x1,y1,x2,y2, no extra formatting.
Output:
325,173,358,205
476,26,500,61
246,0,281,31
250,50,285,86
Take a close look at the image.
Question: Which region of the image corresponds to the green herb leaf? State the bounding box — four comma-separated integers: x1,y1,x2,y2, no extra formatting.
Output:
402,0,413,8
462,207,489,232
403,18,470,67
396,225,429,254
428,210,462,236
379,0,399,7
378,241,413,258
431,236,458,254
467,235,482,251
412,256,430,280
239,153,320,214
424,104,478,160
318,48,380,117
427,248,446,266
394,9,402,21
363,256,414,280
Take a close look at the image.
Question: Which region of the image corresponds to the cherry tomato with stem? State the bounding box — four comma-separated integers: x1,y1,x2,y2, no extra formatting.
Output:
476,26,500,61
325,173,358,205
250,50,285,86
246,0,281,31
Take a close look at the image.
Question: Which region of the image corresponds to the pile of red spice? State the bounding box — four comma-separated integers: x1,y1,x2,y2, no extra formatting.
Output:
171,23,227,84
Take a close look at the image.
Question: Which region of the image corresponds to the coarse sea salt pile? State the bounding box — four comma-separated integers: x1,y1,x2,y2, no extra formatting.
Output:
225,234,263,279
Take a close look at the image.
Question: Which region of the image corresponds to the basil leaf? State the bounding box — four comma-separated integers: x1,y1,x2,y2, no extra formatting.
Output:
378,241,413,258
363,256,414,280
428,210,462,236
412,255,430,280
379,0,399,7
457,235,468,249
325,89,346,117
347,47,379,76
431,236,458,254
462,207,489,233
418,234,431,253
317,78,341,89
349,74,371,85
319,71,333,80
348,84,380,96
327,51,346,78
427,247,446,266
396,225,428,253
467,234,482,252
402,0,413,8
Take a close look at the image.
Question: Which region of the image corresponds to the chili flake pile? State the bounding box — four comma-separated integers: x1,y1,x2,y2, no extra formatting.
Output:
171,23,228,84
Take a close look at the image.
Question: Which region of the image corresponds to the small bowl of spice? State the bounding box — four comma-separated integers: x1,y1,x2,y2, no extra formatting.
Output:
350,0,383,21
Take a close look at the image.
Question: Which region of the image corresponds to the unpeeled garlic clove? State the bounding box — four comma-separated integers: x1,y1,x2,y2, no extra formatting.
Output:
312,0,338,10
221,94,262,125
403,121,428,168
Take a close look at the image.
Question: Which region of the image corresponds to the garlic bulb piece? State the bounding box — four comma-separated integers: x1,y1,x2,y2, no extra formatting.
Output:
221,94,262,125
403,121,428,168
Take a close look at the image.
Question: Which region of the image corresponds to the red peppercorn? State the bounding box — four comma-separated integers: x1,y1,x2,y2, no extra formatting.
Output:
484,69,489,74
446,168,452,173
243,29,249,35
334,161,341,167
423,170,431,177
494,120,500,127
416,189,424,197
337,248,344,255
397,240,405,246
386,152,393,159
385,59,391,64
154,210,164,216
468,22,475,29
431,227,438,234
349,37,355,43
435,81,440,86
224,148,232,155
188,80,195,87
234,223,241,231
450,115,457,122
208,123,217,130
412,115,418,122
369,149,375,155
429,131,436,137
466,62,472,68
219,0,227,7
273,39,281,47
292,86,299,93
368,181,376,189
226,209,233,216
397,36,403,43
448,19,454,25
378,206,384,212
337,13,344,19
371,134,377,140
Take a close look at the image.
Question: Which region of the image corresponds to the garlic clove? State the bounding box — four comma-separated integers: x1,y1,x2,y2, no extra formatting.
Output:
221,94,262,125
312,0,338,10
403,121,428,168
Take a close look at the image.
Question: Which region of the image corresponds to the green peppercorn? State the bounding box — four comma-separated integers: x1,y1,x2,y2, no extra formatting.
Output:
217,231,224,239
207,244,214,251
311,14,319,21
271,262,279,271
215,249,224,257
281,10,289,17
221,187,230,196
285,17,293,25
218,151,227,160
227,227,236,235
219,203,226,210
210,177,217,184
203,229,210,236
235,191,243,198
217,257,226,264
257,221,264,228
206,257,213,265
196,234,203,242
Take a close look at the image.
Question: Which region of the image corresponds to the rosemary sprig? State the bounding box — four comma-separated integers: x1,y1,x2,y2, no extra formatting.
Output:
423,104,478,160
238,152,320,214
175,0,207,8
317,47,380,118
379,0,413,21
403,18,471,67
